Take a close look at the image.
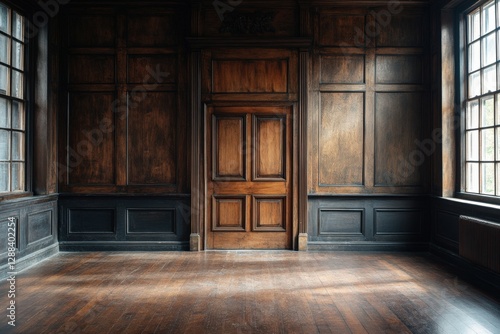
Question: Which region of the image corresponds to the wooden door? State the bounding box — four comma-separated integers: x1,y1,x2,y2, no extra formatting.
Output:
207,106,293,249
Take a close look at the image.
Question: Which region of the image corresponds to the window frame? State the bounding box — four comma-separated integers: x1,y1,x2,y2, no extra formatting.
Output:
0,0,32,201
457,0,500,205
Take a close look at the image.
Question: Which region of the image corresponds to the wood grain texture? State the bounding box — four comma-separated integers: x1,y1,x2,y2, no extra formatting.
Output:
207,106,293,249
319,92,364,186
1,252,499,334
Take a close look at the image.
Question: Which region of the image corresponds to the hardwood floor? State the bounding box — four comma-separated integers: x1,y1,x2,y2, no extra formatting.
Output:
1,251,500,334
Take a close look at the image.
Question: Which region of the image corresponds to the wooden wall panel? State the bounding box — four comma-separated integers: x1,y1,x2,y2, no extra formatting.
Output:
253,116,286,180
374,92,423,187
320,55,365,84
60,5,188,194
311,6,429,195
127,55,177,84
213,115,246,180
67,93,115,185
127,209,175,234
319,92,364,186
319,210,364,236
127,13,178,47
59,196,190,249
376,55,423,84
68,55,115,84
68,14,115,47
69,209,116,234
128,92,177,185
318,14,365,46
27,210,53,245
374,209,422,236
212,59,288,93
376,15,423,47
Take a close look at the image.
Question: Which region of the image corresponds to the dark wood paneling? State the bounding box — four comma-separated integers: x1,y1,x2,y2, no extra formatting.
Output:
127,55,177,85
128,92,177,185
376,15,423,47
212,196,246,231
375,92,423,187
318,14,365,47
68,14,116,47
376,55,423,84
68,55,115,84
69,209,116,234
436,210,459,244
319,92,364,186
320,55,365,84
59,196,190,247
212,59,288,93
319,209,364,236
61,5,188,194
253,196,286,232
308,196,429,246
67,92,115,185
253,116,286,180
0,196,58,279
27,210,53,245
127,13,178,47
212,115,246,180
127,209,175,234
374,209,422,235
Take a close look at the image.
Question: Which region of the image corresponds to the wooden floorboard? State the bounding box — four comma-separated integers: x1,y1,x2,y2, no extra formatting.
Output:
1,251,500,334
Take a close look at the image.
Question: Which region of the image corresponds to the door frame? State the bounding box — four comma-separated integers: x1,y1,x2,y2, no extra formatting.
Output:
188,44,310,251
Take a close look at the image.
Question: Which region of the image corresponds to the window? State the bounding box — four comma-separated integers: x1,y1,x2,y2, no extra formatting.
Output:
464,0,500,197
0,2,26,194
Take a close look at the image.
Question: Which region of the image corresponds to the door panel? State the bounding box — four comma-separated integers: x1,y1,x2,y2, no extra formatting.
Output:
207,106,293,249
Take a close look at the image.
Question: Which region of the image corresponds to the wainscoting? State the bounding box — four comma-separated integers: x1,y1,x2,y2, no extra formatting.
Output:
0,195,58,279
308,196,430,251
58,195,190,251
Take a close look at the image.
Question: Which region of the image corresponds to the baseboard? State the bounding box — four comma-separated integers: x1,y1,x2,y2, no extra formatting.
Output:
307,241,430,252
429,243,500,299
59,241,190,252
0,243,59,279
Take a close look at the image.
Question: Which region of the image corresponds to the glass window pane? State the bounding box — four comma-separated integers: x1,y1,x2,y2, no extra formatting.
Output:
470,40,481,72
482,96,495,126
483,65,497,94
469,72,481,98
11,101,24,130
0,4,8,34
11,70,22,99
0,129,10,160
11,162,23,191
467,100,480,129
497,164,500,196
11,131,23,161
0,97,9,128
12,41,22,70
0,162,9,192
470,10,481,41
483,1,496,34
0,64,8,95
12,12,23,41
497,128,500,159
497,93,500,125
483,34,496,66
481,163,495,194
0,34,8,64
467,130,480,160
482,128,495,160
467,163,480,193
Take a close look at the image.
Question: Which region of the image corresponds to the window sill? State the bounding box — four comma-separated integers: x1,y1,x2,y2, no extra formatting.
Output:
449,193,500,210
0,192,34,203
